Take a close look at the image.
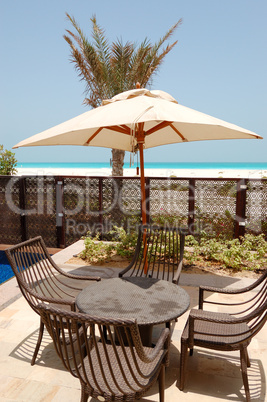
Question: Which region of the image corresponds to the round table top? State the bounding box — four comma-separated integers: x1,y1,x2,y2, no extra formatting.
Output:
76,277,190,326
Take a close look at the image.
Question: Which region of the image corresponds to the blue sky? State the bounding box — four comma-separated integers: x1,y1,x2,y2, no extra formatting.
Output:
1,0,266,165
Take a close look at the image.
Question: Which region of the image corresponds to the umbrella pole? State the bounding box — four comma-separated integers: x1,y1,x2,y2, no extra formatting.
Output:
138,142,147,226
138,140,149,274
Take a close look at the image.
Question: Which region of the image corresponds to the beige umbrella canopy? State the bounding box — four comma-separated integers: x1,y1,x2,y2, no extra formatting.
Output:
14,88,262,224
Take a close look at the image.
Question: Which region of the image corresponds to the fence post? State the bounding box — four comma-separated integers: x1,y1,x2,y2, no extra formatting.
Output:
145,177,150,224
188,178,195,234
19,177,27,241
99,178,103,239
56,177,65,248
234,178,247,238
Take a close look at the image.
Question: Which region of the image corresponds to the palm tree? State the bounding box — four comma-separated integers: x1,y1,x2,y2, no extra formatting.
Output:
64,14,182,175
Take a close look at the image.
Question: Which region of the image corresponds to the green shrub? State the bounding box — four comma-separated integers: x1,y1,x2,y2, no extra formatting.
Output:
79,226,138,263
108,226,138,258
79,228,267,273
79,232,114,263
185,233,267,271
0,145,17,175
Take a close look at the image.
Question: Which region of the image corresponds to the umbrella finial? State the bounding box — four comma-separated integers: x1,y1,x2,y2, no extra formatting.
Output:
136,82,141,89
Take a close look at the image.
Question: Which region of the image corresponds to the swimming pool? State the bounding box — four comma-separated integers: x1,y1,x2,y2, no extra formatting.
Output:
0,250,15,284
0,250,50,285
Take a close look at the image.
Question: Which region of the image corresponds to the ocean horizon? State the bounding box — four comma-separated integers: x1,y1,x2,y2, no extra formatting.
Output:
17,161,267,170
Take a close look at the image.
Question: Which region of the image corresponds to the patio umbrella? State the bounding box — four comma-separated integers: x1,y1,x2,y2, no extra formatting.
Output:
14,88,262,224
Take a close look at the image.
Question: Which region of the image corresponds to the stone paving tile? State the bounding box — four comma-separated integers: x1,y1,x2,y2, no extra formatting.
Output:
0,377,60,401
0,288,265,401
0,243,266,401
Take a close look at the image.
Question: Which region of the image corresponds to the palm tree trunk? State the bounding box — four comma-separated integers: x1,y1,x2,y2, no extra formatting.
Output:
111,149,125,229
111,149,125,176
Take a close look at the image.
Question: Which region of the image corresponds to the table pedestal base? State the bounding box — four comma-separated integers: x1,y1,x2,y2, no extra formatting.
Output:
139,325,154,346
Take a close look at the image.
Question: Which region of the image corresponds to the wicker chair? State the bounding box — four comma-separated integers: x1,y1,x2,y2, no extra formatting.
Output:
179,269,267,401
37,303,170,402
119,224,187,284
5,236,100,365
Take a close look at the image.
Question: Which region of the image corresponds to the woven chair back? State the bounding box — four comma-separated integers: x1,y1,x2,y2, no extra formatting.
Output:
200,269,267,342
120,224,186,284
5,236,81,312
37,303,168,401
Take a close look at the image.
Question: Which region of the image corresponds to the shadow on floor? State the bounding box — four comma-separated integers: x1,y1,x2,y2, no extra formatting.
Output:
177,349,266,401
9,327,181,398
9,328,66,370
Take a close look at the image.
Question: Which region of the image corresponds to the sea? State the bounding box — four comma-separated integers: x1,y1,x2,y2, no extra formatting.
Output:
17,161,267,170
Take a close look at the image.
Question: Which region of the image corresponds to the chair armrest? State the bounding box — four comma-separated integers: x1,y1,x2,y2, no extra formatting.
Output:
141,328,170,363
119,228,143,277
22,283,77,309
49,257,101,282
200,284,245,295
172,232,186,284
152,328,170,353
35,293,76,309
118,259,136,277
190,308,236,323
199,284,247,309
119,246,142,278
199,270,267,309
189,308,256,328
60,271,101,282
173,260,183,284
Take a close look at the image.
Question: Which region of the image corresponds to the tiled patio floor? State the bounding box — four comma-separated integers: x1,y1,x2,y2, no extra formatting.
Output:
0,242,266,401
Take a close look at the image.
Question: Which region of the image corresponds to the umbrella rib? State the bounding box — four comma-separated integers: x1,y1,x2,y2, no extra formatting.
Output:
170,123,188,141
145,121,188,141
86,125,131,145
86,127,103,145
108,125,131,135
145,121,173,135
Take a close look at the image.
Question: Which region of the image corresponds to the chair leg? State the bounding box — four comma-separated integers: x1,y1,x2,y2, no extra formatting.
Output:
80,383,89,402
240,348,251,402
179,340,188,390
244,347,251,367
166,320,176,338
158,365,165,402
31,318,44,365
102,324,108,342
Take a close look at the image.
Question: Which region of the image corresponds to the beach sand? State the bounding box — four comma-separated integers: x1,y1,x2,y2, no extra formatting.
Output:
16,166,267,178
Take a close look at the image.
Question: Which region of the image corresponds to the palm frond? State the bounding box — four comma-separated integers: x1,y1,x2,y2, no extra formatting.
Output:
63,35,91,83
90,16,111,85
64,14,111,105
65,13,89,49
110,39,135,93
139,19,182,86
64,14,182,106
153,19,182,54
127,39,152,88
